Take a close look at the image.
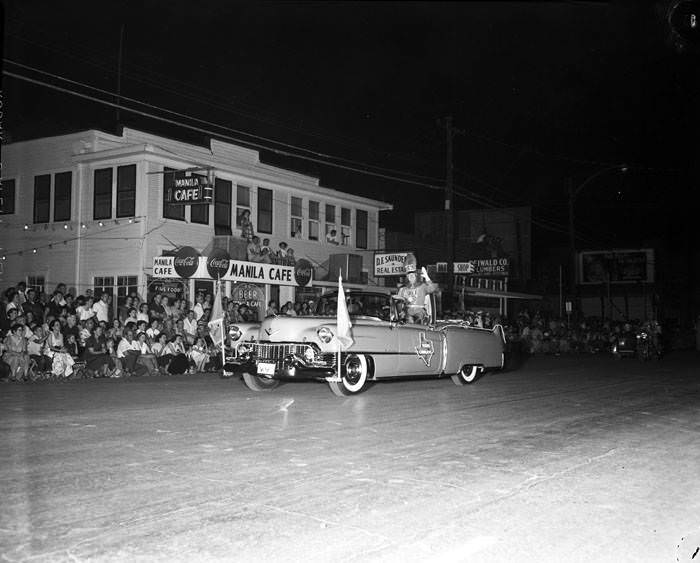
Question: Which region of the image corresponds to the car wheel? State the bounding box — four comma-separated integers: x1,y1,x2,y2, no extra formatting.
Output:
451,364,480,386
242,371,280,392
328,354,369,396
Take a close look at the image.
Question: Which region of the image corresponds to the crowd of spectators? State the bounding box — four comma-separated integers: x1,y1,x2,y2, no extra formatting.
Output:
444,307,667,356
0,282,258,382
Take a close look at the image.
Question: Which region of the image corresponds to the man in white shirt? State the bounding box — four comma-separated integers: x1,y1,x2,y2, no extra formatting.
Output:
192,294,205,322
92,293,110,324
116,329,146,376
183,310,198,345
77,297,96,322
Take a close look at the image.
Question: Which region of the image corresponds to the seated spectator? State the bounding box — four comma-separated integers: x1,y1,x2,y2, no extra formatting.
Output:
44,319,75,378
285,248,296,265
183,310,198,345
116,328,147,377
326,229,340,245
152,333,171,374
137,303,150,323
164,334,189,374
247,236,271,263
84,325,116,377
277,241,289,261
266,300,278,318
3,324,30,381
27,325,50,374
76,296,96,322
135,332,159,376
188,336,211,373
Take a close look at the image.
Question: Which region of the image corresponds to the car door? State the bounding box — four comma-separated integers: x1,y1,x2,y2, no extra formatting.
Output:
396,323,444,376
351,317,400,378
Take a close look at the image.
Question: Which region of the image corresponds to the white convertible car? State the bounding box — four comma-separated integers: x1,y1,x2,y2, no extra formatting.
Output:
226,290,505,396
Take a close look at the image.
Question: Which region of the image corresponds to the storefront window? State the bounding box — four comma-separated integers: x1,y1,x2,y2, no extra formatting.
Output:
291,196,303,238
163,168,185,221
341,207,351,246
258,187,273,234
116,165,136,218
214,178,232,235
356,209,368,249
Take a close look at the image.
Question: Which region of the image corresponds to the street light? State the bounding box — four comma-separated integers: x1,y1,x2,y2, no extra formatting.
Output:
568,164,628,292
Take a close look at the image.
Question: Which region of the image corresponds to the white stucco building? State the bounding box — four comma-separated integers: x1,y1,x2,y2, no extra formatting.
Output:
0,128,392,314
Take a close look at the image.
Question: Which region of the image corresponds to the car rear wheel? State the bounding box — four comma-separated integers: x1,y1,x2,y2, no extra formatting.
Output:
451,364,480,386
328,354,369,396
242,371,281,392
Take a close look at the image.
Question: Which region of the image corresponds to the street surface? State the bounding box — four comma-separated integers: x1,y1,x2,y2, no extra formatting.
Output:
1,352,699,563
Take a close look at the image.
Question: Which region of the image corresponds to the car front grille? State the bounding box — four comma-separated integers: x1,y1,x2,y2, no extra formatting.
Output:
247,342,336,369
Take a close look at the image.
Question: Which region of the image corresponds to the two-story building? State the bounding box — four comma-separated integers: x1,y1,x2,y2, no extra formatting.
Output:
0,128,392,317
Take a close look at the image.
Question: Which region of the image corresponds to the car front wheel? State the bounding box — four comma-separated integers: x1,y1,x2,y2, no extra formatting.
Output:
243,371,281,392
328,354,369,396
451,364,480,386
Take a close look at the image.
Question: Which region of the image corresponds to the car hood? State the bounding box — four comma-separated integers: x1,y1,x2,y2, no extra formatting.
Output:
258,315,335,341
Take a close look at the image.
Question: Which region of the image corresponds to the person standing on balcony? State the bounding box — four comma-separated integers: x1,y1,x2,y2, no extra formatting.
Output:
239,209,255,242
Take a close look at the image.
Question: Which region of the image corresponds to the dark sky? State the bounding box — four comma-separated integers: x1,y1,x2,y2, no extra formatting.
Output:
3,1,699,249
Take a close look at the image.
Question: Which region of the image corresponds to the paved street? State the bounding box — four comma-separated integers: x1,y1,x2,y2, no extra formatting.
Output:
1,352,699,562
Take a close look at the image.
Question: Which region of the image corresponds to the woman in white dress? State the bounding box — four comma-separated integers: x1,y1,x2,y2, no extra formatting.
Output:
44,320,75,378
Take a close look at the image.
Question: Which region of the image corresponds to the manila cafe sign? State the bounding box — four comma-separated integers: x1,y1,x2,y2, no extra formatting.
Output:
152,256,312,287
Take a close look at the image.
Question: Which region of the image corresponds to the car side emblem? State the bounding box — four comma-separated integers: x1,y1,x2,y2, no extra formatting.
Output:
415,332,434,366
265,328,279,337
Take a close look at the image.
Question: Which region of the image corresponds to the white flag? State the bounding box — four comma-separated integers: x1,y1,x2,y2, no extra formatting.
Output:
336,275,354,351
207,279,225,346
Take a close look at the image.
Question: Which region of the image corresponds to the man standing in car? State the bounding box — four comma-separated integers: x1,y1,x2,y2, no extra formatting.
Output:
394,265,438,324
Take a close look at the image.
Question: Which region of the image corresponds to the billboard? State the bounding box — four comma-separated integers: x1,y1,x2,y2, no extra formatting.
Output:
374,252,414,277
579,249,654,284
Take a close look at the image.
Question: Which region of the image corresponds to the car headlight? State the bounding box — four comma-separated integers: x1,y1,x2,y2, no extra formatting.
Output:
229,325,242,341
317,326,334,343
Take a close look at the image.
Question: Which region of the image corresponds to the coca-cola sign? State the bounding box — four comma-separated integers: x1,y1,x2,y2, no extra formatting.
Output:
207,248,231,279
174,246,200,278
294,259,313,287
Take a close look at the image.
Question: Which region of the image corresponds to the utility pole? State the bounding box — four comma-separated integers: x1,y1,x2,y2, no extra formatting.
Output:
445,116,455,269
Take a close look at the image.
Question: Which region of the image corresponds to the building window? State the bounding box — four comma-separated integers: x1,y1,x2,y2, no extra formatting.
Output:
356,209,368,249
94,168,113,220
116,275,138,312
325,204,338,244
116,164,136,218
291,196,303,238
190,203,209,225
309,200,320,241
27,275,45,294
236,185,251,227
0,179,16,215
214,178,232,235
257,187,273,234
53,171,72,222
341,207,351,246
163,168,185,221
93,276,115,299
34,174,51,223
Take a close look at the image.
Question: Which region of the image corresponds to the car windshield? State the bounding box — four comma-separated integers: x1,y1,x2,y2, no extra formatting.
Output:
315,292,392,321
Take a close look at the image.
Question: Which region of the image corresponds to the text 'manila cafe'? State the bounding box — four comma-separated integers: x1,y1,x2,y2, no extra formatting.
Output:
151,246,314,321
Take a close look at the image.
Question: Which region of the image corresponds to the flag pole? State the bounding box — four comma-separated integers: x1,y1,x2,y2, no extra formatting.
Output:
219,276,225,372
337,275,342,381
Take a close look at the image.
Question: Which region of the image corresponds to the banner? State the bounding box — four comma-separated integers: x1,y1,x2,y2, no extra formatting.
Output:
579,249,654,284
152,256,313,287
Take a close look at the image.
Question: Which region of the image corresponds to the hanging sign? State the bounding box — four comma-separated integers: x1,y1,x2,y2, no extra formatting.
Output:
164,172,212,205
153,256,175,277
207,248,231,279
374,252,415,276
454,258,510,277
174,246,200,278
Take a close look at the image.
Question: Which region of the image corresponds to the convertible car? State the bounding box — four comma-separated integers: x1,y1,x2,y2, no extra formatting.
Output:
227,291,505,396
225,291,505,396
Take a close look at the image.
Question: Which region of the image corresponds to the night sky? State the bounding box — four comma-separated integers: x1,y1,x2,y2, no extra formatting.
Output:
3,1,699,250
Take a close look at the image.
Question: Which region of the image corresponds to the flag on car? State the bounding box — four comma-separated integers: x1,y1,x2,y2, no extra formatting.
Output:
207,278,225,347
336,274,354,351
